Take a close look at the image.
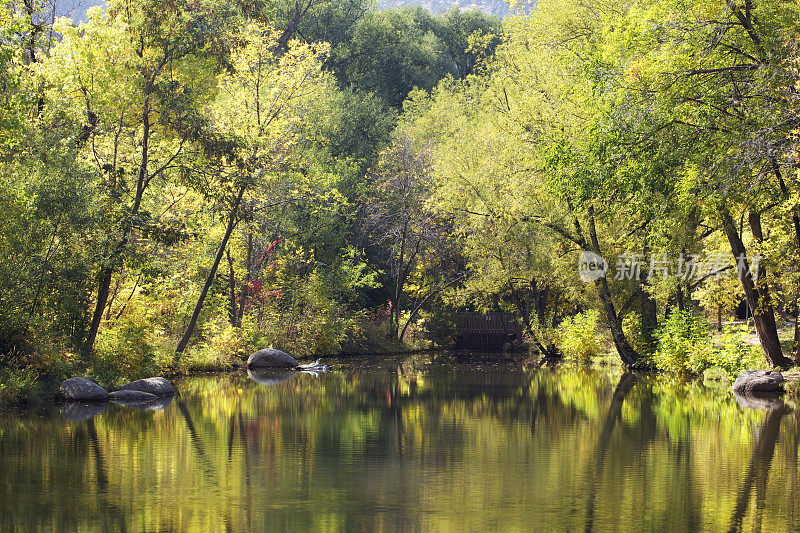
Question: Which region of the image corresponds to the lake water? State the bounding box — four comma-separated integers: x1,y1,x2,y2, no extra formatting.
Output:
1,353,799,531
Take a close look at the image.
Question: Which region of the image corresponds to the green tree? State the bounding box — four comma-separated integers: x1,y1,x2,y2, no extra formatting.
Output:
330,7,500,108
619,0,800,367
174,25,335,358
35,0,234,356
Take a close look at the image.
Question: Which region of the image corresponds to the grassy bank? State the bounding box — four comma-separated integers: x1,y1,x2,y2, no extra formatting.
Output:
3,310,795,409
0,318,428,408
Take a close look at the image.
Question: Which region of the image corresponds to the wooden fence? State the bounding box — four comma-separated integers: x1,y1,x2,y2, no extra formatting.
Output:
454,312,523,350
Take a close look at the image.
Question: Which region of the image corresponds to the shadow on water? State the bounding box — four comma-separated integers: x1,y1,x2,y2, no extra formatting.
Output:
176,399,218,485
247,368,298,386
7,357,800,530
86,418,109,491
733,392,785,411
247,367,331,387
83,417,128,532
223,398,253,530
581,372,707,532
60,402,108,422
727,397,789,533
111,395,174,412
238,408,254,531
584,371,638,533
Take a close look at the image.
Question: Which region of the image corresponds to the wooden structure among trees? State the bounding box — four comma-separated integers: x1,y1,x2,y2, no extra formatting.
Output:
454,312,523,350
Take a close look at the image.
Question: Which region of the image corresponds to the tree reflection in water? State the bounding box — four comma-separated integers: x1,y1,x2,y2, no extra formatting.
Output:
1,356,798,531
727,396,788,533
584,371,638,532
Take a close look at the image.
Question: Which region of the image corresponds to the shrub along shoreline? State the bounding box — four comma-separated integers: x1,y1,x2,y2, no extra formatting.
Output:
4,0,800,406
2,314,792,409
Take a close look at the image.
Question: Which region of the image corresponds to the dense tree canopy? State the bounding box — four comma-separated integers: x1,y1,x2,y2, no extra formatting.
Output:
400,0,800,369
2,0,800,396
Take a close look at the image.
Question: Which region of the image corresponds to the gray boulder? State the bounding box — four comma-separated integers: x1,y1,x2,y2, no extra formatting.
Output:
110,389,159,402
247,348,299,368
118,377,175,397
59,377,109,402
731,369,786,394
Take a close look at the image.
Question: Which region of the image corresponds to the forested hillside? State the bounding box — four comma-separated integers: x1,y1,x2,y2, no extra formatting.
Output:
376,0,516,16
2,0,800,403
57,0,528,21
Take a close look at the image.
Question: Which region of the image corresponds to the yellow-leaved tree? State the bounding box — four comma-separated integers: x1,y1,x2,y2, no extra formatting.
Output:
174,24,336,358
34,0,231,357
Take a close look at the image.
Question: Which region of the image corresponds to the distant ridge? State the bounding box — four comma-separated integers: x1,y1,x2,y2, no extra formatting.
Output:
54,0,528,22
42,0,105,23
376,0,532,16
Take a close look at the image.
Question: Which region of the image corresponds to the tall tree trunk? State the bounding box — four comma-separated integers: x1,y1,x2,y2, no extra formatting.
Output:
235,232,253,328
276,0,315,51
105,274,125,321
676,284,685,313
398,274,466,341
175,184,246,359
510,281,562,363
771,157,800,363
84,99,151,355
587,206,640,367
393,218,409,338
720,206,791,368
226,248,238,326
771,157,800,251
638,243,659,353
84,267,113,353
794,304,800,365
29,218,62,320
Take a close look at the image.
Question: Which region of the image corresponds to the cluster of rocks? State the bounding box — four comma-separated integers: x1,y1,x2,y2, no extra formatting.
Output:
59,348,327,409
59,376,175,405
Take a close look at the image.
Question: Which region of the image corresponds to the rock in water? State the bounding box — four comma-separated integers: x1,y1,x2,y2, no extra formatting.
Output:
731,369,786,394
110,389,159,402
59,377,109,401
118,377,175,397
247,348,299,368
297,358,331,375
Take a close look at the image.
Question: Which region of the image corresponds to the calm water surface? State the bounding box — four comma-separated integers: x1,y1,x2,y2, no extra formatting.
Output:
1,353,799,532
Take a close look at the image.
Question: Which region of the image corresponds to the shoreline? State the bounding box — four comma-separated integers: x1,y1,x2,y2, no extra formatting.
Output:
3,347,794,412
